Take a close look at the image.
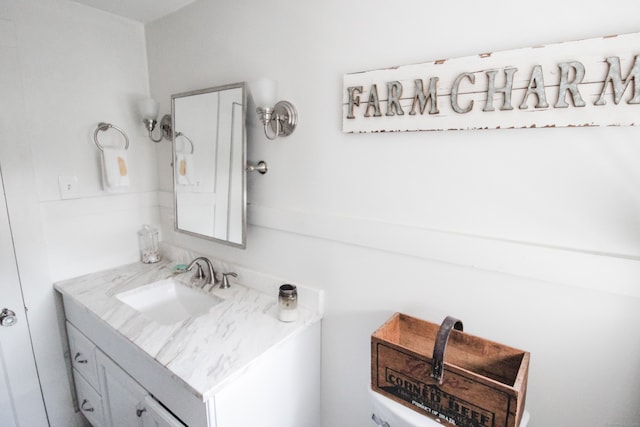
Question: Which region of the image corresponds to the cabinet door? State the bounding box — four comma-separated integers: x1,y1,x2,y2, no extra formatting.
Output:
96,350,147,427
141,395,186,427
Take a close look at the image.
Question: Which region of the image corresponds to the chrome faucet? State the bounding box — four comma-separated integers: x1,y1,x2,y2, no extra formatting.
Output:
186,257,219,289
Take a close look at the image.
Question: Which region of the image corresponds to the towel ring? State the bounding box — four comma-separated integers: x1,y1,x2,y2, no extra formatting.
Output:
94,122,129,151
175,132,194,154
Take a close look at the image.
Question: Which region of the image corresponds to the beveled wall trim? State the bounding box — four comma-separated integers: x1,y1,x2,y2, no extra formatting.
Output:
247,203,640,299
157,192,640,298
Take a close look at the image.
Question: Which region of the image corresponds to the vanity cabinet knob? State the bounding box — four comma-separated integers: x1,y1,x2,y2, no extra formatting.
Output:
136,407,147,417
81,399,94,412
74,352,88,364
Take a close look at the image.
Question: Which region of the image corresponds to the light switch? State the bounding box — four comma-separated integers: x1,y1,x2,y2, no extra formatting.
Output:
58,176,79,199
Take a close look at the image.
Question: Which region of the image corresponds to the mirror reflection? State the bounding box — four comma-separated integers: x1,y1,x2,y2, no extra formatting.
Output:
172,83,246,248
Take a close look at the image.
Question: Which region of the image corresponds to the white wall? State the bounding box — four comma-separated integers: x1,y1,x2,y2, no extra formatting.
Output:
2,0,161,281
1,1,160,425
147,1,640,426
3,0,639,426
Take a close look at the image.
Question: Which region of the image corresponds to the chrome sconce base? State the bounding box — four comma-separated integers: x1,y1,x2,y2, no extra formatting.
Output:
143,114,172,142
257,100,297,141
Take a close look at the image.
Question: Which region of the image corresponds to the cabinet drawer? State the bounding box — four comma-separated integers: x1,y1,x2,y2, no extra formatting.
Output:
74,369,104,427
67,321,99,388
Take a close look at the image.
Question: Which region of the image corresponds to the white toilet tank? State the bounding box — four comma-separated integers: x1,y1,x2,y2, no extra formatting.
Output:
369,388,530,427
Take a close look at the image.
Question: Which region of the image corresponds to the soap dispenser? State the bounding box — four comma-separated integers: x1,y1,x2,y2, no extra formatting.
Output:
138,225,160,264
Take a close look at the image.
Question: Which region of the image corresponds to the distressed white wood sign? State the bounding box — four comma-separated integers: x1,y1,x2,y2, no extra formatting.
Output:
342,32,640,133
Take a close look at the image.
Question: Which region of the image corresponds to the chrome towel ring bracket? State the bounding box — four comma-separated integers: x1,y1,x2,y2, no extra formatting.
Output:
94,122,129,151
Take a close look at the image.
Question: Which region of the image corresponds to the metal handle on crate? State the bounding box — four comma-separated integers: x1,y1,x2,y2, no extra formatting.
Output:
372,413,390,427
431,316,463,384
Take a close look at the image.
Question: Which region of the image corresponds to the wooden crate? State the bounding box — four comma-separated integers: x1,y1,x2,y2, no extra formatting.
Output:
371,313,529,427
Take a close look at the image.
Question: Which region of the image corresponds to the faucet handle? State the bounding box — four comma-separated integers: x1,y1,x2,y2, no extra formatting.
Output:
220,272,237,289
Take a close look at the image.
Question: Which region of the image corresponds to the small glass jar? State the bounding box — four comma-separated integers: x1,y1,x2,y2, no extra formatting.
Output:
278,284,298,322
137,225,160,264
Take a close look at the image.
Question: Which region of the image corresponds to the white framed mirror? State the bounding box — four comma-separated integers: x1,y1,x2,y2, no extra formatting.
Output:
172,82,246,248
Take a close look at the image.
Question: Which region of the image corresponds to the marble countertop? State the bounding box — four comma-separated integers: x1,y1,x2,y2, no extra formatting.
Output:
54,258,322,402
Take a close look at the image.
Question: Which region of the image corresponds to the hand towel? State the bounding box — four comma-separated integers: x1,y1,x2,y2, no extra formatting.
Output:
176,152,196,185
102,147,130,191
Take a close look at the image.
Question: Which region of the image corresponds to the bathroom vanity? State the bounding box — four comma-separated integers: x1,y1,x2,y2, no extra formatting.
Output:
55,257,322,427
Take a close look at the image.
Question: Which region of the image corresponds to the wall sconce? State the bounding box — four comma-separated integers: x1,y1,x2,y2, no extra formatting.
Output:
249,78,297,141
138,98,172,143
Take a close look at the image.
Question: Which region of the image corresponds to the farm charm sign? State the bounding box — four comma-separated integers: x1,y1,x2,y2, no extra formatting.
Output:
342,32,640,133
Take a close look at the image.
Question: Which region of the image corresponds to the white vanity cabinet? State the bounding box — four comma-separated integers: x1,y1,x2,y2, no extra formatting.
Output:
67,321,185,427
61,289,321,427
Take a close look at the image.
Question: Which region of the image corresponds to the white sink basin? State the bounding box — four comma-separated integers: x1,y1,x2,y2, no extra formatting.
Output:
116,278,223,325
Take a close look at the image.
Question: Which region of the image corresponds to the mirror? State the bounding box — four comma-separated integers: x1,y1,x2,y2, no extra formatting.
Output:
172,82,246,248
